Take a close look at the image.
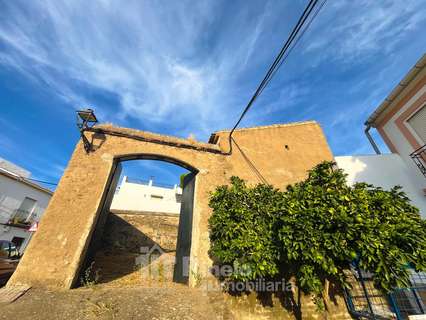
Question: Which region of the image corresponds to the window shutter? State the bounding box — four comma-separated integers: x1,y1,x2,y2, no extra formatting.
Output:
408,105,426,144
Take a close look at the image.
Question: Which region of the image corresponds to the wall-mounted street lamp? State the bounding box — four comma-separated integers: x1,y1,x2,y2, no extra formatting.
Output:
76,109,98,153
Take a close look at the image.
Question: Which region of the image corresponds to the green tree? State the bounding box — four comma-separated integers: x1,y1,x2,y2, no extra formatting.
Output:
180,173,188,188
208,161,426,307
209,177,281,281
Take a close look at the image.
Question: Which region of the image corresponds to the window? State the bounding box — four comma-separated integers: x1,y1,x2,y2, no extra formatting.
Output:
11,237,25,251
408,105,426,144
8,243,19,258
0,241,9,258
13,197,37,224
0,241,19,258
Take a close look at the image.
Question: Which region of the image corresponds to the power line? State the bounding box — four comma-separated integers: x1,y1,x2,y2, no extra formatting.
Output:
25,177,58,186
259,0,327,95
250,0,320,100
0,167,59,186
227,0,327,153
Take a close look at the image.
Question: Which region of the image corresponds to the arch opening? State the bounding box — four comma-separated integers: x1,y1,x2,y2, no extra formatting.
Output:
116,153,199,174
78,154,198,288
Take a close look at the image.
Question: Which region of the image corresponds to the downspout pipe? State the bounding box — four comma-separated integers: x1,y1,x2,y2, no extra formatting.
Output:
364,124,381,155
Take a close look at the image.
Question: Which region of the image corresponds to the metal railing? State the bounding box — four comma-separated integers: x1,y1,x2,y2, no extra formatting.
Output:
0,207,37,229
410,144,426,178
345,268,426,320
8,208,36,226
345,266,397,319
126,177,177,189
389,271,426,320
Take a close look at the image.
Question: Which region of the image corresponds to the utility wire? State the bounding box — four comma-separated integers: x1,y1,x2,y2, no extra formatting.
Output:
25,177,58,186
0,167,58,186
259,0,327,95
252,0,319,98
229,0,318,136
227,0,326,154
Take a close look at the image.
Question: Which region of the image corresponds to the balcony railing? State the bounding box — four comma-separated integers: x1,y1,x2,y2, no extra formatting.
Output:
126,177,177,189
7,209,35,228
410,144,426,178
0,205,39,229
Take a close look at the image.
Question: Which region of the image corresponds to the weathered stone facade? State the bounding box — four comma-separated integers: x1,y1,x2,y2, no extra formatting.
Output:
103,211,179,252
8,120,351,318
91,212,179,286
223,288,353,320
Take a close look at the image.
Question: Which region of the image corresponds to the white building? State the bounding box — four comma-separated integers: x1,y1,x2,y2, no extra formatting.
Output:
336,53,426,216
0,158,53,253
110,176,182,215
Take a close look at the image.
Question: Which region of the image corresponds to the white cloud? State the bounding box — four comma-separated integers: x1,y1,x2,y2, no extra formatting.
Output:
0,0,424,157
0,0,273,139
304,0,425,63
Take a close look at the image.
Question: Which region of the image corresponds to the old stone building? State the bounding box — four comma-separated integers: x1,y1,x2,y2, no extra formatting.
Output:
7,120,354,319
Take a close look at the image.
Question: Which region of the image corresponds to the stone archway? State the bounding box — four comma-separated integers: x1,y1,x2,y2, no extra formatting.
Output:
114,155,200,284
84,153,200,286
117,153,200,172
8,121,333,289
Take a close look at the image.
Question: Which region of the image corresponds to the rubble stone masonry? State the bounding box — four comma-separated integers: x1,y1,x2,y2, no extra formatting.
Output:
8,121,352,318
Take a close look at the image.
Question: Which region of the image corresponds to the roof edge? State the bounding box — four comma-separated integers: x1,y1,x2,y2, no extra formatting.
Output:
0,168,54,195
210,120,318,136
366,53,426,127
93,124,222,152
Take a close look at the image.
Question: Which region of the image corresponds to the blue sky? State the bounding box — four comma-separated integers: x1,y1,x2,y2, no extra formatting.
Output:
0,0,425,188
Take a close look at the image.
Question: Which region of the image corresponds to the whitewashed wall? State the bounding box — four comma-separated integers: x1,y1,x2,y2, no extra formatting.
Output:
0,173,52,252
335,154,426,217
380,84,426,186
110,176,182,215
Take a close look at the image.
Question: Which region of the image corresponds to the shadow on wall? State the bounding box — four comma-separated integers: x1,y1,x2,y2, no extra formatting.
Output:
221,277,347,320
232,137,269,185
80,213,179,286
90,133,106,151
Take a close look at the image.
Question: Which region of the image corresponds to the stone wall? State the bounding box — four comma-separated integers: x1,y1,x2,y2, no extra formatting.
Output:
8,120,354,318
90,212,179,286
223,288,353,320
103,211,179,252
9,121,334,290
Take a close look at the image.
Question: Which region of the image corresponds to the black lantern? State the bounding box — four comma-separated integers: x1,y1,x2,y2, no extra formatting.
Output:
76,108,98,153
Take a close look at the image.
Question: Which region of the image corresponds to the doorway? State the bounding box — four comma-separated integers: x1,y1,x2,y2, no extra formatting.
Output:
79,155,198,288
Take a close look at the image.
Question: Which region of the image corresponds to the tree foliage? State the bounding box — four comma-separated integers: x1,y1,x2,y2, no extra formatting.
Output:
209,161,426,304
209,176,281,280
180,173,188,188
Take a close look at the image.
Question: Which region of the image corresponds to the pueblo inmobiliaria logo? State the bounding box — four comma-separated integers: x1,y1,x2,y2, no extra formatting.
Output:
135,245,292,293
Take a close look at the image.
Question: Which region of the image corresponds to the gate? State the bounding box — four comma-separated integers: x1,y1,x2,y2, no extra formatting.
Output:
345,267,426,319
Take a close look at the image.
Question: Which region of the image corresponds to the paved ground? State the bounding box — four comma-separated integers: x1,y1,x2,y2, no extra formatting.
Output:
0,285,233,320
